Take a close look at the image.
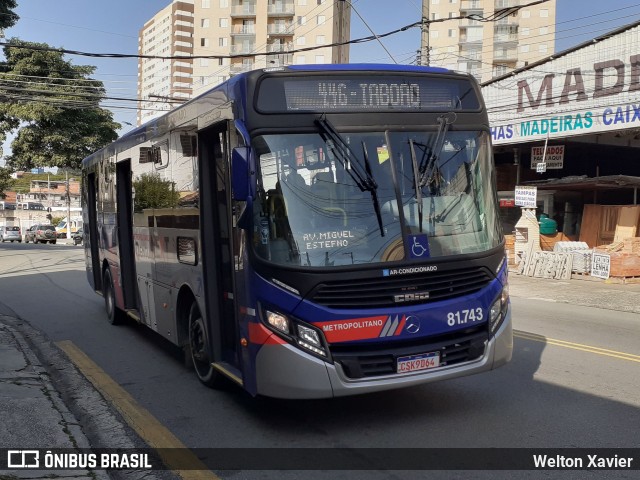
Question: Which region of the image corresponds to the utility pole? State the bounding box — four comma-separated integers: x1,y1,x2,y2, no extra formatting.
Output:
421,0,430,66
65,170,71,240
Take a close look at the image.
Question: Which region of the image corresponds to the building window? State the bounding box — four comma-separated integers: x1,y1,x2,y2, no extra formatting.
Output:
200,58,209,66
540,9,549,17
201,18,210,28
202,0,210,7
316,35,326,45
297,36,306,45
520,44,530,53
201,38,209,47
219,37,228,47
315,55,325,64
219,0,228,7
297,16,306,25
316,15,325,25
430,31,439,39
521,27,530,36
539,26,548,35
538,44,548,54
431,13,439,20
448,29,455,37
522,10,530,18
219,18,228,28
432,0,440,4
298,0,307,5
296,55,306,64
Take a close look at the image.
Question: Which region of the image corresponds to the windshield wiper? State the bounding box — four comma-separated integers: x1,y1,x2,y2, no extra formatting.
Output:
360,140,384,237
409,138,425,233
418,112,456,188
315,117,384,237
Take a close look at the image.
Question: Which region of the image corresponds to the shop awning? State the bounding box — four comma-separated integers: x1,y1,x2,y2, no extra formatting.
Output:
523,175,640,191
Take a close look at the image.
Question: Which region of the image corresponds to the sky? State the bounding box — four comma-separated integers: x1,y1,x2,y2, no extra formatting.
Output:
2,0,640,146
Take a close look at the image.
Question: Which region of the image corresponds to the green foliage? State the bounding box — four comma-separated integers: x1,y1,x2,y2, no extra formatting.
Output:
51,216,64,226
0,167,14,198
0,0,18,31
133,173,180,212
0,39,120,171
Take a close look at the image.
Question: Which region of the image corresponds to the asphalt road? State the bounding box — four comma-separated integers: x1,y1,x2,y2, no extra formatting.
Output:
1,242,639,480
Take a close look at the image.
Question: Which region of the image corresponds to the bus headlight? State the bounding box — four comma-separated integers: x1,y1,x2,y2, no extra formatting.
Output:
262,307,329,358
489,283,509,335
266,310,290,334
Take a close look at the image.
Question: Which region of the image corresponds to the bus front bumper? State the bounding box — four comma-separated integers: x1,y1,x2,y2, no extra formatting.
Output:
255,305,513,399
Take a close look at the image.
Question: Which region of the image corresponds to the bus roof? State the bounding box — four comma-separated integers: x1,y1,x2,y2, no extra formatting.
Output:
82,64,472,169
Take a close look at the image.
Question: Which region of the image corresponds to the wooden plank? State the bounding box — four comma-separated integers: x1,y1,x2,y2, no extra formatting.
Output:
614,206,640,242
579,204,601,248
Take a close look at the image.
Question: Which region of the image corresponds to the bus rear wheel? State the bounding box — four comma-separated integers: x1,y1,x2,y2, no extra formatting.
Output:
188,302,222,387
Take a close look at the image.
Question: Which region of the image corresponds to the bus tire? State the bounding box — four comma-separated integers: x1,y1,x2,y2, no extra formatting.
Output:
103,268,123,325
187,302,222,388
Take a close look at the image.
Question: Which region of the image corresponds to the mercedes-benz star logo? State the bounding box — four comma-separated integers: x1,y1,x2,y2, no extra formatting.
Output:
405,316,421,334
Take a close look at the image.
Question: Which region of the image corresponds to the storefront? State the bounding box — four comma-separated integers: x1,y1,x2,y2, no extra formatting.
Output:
482,20,640,241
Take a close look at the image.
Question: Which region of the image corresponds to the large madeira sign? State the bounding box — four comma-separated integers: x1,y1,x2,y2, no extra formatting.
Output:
482,24,640,145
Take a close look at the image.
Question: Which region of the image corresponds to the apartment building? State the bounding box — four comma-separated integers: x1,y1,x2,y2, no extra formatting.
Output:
426,0,556,83
138,1,195,125
138,0,350,125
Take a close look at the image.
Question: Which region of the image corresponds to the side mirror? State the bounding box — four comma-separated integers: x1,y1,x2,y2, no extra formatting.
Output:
231,146,251,201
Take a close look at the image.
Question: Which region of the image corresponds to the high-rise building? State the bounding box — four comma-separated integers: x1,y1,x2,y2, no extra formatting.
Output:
424,0,556,83
138,1,196,125
138,0,351,125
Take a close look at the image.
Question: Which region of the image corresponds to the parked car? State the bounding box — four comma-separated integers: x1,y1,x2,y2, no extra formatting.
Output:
72,228,83,246
0,226,22,243
24,224,57,244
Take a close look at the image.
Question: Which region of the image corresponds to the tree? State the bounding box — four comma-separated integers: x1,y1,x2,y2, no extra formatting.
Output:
133,173,180,212
0,39,120,170
0,0,19,30
0,166,14,198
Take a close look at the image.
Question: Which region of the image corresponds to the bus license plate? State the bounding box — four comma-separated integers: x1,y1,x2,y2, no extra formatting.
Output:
397,352,440,373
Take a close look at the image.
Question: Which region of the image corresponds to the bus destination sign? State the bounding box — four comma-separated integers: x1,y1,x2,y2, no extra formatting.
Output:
256,75,480,113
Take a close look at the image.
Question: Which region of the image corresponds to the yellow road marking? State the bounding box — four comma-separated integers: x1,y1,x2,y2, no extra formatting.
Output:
57,340,219,480
514,330,640,363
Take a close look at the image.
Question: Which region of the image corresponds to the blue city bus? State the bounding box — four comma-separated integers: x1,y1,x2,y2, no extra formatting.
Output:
81,65,512,399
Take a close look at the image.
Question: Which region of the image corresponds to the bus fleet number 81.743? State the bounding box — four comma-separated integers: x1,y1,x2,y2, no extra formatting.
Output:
447,308,484,326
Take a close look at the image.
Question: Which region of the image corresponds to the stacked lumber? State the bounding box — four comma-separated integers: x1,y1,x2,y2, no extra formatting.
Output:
504,234,515,265
594,237,640,278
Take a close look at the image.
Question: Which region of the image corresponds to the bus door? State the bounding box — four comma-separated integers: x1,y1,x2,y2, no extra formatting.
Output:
85,172,102,290
198,123,240,368
116,159,138,312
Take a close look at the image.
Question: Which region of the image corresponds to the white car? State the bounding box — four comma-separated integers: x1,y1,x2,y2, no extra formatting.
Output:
0,226,22,243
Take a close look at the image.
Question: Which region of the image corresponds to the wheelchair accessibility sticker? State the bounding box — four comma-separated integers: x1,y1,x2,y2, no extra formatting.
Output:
409,234,430,258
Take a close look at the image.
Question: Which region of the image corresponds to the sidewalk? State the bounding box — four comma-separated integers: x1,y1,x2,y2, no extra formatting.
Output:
0,273,639,478
508,271,640,314
0,314,165,480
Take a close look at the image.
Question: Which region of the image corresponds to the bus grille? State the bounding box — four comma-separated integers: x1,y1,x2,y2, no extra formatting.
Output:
309,266,492,309
330,327,488,379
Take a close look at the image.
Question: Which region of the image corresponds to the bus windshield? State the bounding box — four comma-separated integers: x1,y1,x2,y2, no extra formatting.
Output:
252,129,501,268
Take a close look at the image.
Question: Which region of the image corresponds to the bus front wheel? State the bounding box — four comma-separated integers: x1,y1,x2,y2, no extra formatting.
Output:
188,302,222,387
103,268,123,325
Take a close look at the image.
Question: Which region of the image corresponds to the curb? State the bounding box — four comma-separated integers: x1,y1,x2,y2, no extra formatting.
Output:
1,315,179,480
